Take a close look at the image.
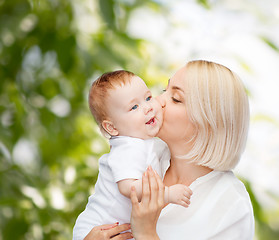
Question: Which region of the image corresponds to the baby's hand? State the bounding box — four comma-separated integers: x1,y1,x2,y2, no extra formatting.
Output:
166,184,192,208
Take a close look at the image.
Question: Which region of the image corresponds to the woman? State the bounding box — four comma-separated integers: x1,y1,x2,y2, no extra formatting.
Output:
85,60,254,239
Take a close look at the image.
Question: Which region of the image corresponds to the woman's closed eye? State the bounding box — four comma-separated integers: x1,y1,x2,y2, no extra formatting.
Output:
172,97,181,103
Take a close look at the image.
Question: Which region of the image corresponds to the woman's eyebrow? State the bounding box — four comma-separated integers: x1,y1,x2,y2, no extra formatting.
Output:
172,86,185,93
168,79,184,93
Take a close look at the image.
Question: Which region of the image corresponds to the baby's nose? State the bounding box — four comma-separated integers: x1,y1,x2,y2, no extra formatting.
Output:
144,102,153,114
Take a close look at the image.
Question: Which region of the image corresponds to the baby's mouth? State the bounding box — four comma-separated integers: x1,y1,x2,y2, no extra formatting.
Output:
146,117,155,125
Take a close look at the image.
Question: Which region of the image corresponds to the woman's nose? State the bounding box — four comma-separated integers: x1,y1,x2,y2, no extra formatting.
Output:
156,94,166,109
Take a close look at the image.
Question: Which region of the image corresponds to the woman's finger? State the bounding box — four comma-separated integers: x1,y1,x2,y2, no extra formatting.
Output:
93,223,119,231
107,223,131,237
148,167,159,207
112,231,133,240
84,223,131,240
141,170,150,205
154,170,165,207
130,185,139,213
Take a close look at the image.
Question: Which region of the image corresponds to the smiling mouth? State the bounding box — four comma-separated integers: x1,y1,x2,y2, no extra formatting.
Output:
146,117,155,125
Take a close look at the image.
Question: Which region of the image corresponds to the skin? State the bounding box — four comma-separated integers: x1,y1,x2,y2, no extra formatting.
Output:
130,167,164,240
83,167,163,240
103,75,192,206
83,76,166,240
156,67,212,187
84,223,133,240
85,68,211,239
103,76,163,139
130,66,213,240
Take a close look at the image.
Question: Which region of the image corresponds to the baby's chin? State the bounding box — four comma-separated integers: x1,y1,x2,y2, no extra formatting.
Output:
154,120,163,135
154,123,164,138
147,126,162,139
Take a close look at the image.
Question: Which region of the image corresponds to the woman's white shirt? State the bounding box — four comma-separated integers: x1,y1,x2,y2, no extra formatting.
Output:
157,170,255,240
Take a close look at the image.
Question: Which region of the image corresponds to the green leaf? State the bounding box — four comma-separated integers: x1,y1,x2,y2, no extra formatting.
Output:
261,36,279,52
196,0,210,9
98,0,116,29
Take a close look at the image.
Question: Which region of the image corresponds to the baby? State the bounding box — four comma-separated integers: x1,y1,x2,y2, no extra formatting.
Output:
73,70,192,240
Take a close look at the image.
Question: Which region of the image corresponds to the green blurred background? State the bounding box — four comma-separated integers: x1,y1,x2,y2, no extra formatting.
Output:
0,0,279,239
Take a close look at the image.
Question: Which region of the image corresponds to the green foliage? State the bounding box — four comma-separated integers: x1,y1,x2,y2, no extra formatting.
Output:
99,0,116,29
243,180,279,240
0,0,165,239
261,36,279,52
196,0,211,10
1,0,278,239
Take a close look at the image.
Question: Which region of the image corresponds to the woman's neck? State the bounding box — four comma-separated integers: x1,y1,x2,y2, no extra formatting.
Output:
163,151,213,187
162,138,212,186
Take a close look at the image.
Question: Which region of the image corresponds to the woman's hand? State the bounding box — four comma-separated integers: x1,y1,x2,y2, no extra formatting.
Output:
130,166,164,240
84,222,133,240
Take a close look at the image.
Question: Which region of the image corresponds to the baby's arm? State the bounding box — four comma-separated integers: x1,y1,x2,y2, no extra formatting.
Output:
165,184,192,208
118,177,192,208
118,179,143,200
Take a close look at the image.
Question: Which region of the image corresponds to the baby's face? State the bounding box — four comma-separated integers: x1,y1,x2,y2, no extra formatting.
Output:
106,76,162,139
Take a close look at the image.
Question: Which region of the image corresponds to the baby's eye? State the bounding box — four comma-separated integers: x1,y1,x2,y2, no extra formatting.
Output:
146,96,152,101
131,104,138,110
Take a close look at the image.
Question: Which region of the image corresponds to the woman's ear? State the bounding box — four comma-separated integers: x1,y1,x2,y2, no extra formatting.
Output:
102,120,119,136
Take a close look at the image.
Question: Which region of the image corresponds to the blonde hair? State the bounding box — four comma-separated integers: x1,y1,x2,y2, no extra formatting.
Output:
88,70,135,131
181,60,249,171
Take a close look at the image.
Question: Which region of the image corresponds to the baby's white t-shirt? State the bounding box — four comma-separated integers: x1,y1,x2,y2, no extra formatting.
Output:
73,136,170,240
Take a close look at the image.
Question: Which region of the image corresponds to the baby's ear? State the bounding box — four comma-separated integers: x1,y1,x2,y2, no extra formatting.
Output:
102,120,119,136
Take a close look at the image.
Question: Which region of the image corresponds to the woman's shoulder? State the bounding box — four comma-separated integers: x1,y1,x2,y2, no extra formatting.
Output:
192,170,252,203
213,171,252,205
218,171,247,191
199,171,254,229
